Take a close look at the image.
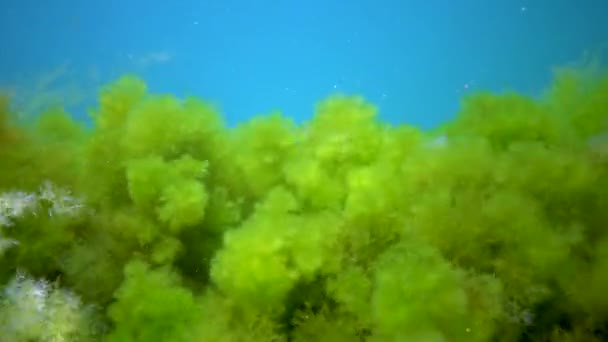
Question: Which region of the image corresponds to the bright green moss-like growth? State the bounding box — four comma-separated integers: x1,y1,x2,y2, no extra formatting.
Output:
371,241,473,341
230,112,297,200
107,260,200,342
127,155,209,232
210,187,341,312
1,66,608,341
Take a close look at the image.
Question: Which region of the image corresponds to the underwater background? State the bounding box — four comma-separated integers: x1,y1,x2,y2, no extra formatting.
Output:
1,0,607,127
1,0,608,341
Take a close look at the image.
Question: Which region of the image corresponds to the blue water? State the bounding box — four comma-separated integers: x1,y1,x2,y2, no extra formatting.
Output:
1,0,606,128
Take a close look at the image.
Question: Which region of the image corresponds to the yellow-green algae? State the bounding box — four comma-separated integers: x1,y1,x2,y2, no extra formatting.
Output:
0,66,607,341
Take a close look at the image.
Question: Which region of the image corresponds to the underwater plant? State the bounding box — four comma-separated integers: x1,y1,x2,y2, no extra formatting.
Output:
0,66,607,341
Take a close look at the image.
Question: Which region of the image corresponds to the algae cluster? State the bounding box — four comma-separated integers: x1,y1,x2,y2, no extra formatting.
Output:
1,66,608,341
